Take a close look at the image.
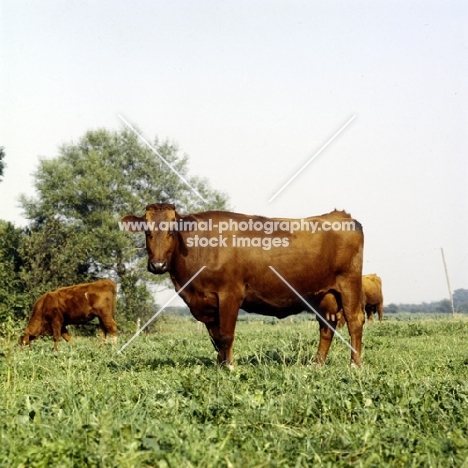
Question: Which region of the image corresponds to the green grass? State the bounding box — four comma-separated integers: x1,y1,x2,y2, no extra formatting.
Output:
1,316,468,467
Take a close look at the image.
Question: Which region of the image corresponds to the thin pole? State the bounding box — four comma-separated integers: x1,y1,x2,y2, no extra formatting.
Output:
441,248,455,317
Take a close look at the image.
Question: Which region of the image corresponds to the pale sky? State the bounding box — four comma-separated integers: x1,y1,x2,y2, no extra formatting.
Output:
1,1,467,305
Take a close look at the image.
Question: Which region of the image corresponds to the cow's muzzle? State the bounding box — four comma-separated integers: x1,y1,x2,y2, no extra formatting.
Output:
18,335,29,346
148,261,168,274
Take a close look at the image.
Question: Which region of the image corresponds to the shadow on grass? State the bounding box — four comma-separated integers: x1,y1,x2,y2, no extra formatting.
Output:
238,349,316,367
108,355,216,371
145,355,215,369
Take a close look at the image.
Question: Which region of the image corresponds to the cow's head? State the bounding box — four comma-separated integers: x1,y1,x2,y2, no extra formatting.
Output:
121,203,178,275
18,334,29,346
19,334,37,347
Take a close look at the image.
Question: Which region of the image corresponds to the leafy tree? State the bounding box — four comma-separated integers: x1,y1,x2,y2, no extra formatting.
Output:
0,147,5,181
0,221,29,325
19,127,229,324
19,217,98,298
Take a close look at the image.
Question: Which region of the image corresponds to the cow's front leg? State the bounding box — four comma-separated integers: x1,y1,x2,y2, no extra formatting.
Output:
344,304,364,368
204,293,241,370
205,320,236,370
51,318,62,352
98,315,118,346
61,326,73,344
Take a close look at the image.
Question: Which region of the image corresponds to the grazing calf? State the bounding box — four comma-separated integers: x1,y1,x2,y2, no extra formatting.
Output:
19,279,117,351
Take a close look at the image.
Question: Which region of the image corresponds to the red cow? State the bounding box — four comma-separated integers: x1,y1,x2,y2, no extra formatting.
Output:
122,203,364,368
19,279,117,351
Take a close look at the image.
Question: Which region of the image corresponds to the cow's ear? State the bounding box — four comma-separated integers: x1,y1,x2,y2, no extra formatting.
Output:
120,215,145,232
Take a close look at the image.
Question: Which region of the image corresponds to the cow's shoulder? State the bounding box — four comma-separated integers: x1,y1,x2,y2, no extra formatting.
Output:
40,291,61,316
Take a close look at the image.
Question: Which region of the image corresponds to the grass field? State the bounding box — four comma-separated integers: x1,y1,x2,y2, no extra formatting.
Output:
1,315,468,467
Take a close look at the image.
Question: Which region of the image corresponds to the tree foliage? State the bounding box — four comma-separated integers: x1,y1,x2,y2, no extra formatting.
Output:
453,288,468,313
0,146,5,181
16,127,229,324
19,218,98,296
0,221,29,323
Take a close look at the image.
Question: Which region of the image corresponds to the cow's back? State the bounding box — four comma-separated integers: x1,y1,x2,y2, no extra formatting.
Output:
56,279,116,323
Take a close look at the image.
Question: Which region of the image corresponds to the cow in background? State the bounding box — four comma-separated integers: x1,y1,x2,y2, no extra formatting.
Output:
122,203,364,368
19,279,117,351
334,274,383,327
362,274,384,322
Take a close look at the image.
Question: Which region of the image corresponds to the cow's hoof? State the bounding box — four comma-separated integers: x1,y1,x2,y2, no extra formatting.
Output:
350,361,362,369
313,354,326,367
218,362,234,371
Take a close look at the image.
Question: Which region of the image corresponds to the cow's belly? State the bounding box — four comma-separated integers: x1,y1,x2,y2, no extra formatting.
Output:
178,277,329,321
241,299,307,319
241,288,323,318
63,310,96,324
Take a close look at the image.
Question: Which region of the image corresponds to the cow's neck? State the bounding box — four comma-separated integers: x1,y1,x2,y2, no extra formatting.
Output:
168,235,195,289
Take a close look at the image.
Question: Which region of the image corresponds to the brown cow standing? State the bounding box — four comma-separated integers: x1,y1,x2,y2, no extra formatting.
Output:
19,279,117,351
362,274,384,322
122,203,364,368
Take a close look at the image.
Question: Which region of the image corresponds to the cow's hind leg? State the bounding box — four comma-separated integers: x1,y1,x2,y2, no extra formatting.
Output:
377,303,383,323
315,316,339,365
344,301,364,367
314,292,340,365
339,281,365,367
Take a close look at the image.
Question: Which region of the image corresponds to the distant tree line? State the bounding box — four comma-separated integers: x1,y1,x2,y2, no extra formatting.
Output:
385,289,468,314
0,129,229,332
